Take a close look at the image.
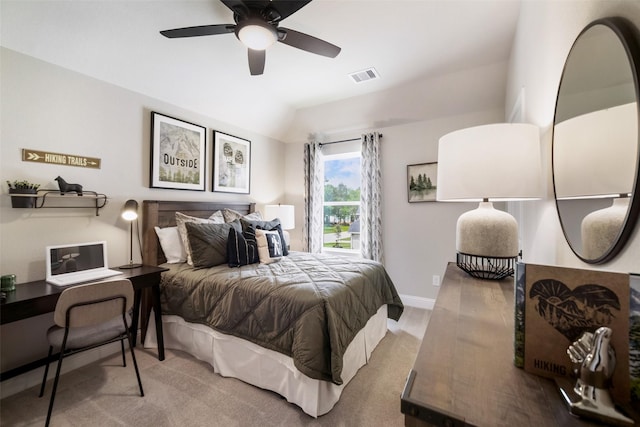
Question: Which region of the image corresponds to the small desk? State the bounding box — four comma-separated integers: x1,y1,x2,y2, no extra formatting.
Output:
1,265,169,378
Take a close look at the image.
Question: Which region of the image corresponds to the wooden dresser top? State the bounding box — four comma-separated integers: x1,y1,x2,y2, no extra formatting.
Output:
401,262,608,426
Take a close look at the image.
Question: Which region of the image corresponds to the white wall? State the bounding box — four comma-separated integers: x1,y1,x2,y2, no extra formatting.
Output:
505,0,640,273
0,48,285,373
284,62,508,303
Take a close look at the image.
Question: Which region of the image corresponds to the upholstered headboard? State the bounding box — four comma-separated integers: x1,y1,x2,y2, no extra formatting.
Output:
142,200,256,266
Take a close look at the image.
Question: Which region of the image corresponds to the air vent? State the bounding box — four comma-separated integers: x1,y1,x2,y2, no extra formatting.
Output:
349,67,380,84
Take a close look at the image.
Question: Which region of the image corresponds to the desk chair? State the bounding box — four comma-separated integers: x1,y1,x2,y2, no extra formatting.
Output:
39,279,144,426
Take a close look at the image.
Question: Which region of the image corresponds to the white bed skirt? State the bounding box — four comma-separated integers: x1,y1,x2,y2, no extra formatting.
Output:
144,305,388,417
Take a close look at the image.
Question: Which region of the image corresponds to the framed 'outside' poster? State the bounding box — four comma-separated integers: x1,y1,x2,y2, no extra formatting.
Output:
150,112,206,191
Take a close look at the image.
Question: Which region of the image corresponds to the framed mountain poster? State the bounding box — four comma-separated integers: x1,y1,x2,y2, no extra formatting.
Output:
150,112,206,191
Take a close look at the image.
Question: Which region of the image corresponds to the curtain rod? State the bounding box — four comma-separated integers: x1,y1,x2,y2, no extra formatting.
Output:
319,134,383,147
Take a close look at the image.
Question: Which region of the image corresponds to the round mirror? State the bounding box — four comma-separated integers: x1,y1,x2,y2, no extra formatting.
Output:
552,17,640,263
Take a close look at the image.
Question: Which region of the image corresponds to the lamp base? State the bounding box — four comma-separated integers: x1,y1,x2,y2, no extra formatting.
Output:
119,263,143,270
456,252,515,280
581,197,629,260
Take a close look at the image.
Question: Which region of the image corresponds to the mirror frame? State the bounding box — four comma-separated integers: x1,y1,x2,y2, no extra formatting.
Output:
552,17,640,264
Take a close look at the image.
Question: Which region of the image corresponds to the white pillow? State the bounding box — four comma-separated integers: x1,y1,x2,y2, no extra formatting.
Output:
255,229,284,264
175,211,225,265
154,226,186,263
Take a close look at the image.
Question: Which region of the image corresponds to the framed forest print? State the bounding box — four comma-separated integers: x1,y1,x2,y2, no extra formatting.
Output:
150,112,206,191
212,131,251,194
407,162,438,202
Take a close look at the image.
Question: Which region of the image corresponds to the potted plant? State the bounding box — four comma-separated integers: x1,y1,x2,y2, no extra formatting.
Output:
7,180,40,208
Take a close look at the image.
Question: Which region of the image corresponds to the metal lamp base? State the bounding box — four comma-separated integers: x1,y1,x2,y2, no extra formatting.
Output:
119,262,142,270
456,252,515,280
455,201,518,281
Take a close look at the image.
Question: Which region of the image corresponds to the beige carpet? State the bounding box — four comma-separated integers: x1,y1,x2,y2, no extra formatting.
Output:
1,307,429,427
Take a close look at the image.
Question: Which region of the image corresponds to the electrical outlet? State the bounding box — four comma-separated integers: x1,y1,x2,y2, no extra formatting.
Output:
432,275,440,286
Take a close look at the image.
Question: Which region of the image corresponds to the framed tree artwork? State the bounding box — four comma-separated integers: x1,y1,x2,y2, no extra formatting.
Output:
212,131,251,194
407,162,438,202
150,112,206,191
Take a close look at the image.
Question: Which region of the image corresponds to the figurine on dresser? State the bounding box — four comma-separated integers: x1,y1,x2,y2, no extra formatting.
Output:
556,327,634,426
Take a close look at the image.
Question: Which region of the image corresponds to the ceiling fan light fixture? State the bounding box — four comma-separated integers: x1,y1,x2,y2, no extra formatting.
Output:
236,19,277,50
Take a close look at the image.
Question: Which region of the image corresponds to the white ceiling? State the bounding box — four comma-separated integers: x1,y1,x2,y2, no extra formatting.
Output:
1,0,522,141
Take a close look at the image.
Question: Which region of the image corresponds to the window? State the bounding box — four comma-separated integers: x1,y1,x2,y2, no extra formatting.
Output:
323,151,361,253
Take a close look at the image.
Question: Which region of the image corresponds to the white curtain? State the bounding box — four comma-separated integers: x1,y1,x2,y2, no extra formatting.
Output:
360,132,383,263
303,134,324,253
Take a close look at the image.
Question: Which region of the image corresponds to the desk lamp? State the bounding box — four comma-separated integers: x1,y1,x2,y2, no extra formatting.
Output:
119,199,142,269
436,123,542,279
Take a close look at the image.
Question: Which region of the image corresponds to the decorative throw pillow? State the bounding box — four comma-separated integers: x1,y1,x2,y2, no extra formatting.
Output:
227,219,243,233
255,229,284,264
185,222,232,268
227,225,259,267
241,218,289,256
176,211,225,265
222,208,263,223
154,226,186,263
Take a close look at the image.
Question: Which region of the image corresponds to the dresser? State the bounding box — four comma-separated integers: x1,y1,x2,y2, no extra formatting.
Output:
401,262,615,426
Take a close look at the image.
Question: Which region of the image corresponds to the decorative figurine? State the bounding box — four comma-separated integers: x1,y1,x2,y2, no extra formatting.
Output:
556,327,634,426
54,176,83,196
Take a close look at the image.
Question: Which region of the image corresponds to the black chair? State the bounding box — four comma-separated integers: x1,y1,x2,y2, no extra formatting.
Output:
39,279,144,426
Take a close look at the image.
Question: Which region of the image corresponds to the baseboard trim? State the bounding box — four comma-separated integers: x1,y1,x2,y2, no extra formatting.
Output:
399,294,435,310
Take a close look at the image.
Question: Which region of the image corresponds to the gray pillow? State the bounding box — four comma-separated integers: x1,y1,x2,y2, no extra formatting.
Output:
185,222,232,268
222,208,263,223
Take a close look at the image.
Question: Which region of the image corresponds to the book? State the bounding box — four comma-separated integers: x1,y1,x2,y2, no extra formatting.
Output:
630,273,640,401
514,263,630,403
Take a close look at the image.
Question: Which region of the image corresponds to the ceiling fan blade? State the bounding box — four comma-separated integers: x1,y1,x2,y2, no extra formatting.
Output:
268,1,313,21
160,24,235,38
278,28,341,58
248,49,266,75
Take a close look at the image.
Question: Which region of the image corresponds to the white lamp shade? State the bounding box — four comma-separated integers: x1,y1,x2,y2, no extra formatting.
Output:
264,204,295,230
554,102,636,199
436,123,542,201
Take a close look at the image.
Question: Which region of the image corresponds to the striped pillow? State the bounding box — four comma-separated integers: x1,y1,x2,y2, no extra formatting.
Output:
227,225,259,267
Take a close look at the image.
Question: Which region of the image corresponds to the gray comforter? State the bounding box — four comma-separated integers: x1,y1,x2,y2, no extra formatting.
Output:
159,251,403,384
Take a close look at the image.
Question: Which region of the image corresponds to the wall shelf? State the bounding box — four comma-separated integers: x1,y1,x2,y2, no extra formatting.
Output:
9,189,108,216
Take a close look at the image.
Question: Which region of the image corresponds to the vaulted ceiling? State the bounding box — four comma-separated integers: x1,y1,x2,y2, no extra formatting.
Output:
1,0,521,141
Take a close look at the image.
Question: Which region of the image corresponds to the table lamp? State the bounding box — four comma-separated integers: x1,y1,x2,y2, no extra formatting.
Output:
264,204,295,247
119,199,142,269
554,103,636,259
436,123,542,279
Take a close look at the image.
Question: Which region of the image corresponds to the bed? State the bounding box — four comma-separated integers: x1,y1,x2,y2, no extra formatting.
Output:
140,200,403,417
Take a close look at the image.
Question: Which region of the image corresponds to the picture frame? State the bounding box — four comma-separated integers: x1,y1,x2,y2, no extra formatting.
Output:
212,131,251,194
150,112,206,191
407,162,438,202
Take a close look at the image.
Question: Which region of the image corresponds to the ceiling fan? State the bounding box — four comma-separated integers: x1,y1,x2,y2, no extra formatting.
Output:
160,0,341,76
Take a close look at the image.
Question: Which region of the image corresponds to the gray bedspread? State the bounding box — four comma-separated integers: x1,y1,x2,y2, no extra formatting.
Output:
159,251,403,384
